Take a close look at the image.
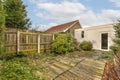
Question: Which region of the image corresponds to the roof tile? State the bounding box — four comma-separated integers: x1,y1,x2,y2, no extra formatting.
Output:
45,20,78,33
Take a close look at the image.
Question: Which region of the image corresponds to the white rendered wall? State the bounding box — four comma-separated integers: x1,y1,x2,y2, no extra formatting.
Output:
75,24,115,51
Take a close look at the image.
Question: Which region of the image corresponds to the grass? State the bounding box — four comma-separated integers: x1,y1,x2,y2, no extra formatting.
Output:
101,51,114,62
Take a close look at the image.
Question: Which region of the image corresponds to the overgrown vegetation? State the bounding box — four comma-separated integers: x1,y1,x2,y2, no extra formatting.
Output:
17,51,27,57
51,34,74,54
105,21,120,80
0,57,39,80
110,21,120,54
0,1,6,54
0,50,113,80
101,51,113,61
79,41,93,51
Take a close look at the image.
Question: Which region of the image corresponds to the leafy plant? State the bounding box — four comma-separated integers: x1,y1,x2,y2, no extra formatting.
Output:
110,45,120,54
79,41,93,51
101,51,113,61
110,21,120,54
51,34,74,54
0,0,6,55
0,57,39,80
17,51,26,57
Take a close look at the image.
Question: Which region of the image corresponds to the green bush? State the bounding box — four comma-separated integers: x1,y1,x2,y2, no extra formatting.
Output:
110,21,120,54
51,34,74,54
110,45,120,54
79,41,93,51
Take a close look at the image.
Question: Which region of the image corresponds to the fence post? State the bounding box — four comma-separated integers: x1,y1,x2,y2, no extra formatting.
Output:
26,30,28,44
17,31,20,54
38,34,40,53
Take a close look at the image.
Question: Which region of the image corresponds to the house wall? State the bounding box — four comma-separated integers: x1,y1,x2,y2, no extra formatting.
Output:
67,22,81,36
75,24,115,51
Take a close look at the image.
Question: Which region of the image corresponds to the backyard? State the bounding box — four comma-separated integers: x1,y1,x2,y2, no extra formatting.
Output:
0,50,113,80
0,0,120,80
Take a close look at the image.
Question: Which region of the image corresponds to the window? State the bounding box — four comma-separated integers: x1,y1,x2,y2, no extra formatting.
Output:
81,31,84,38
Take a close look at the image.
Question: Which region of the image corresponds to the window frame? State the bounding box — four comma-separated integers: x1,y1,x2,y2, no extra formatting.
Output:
81,31,84,38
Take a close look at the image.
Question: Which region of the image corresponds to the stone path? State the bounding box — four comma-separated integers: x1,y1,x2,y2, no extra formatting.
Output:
37,57,105,80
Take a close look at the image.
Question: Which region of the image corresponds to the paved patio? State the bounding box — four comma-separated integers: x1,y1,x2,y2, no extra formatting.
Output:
36,56,106,80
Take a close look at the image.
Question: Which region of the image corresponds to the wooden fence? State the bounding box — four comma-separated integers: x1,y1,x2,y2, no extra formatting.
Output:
4,28,54,54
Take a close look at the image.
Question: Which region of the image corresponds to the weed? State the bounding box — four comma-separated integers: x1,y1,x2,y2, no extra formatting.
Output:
0,57,39,80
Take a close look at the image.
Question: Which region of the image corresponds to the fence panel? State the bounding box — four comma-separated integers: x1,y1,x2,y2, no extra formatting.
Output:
40,34,53,53
19,32,38,53
4,29,53,54
5,31,17,54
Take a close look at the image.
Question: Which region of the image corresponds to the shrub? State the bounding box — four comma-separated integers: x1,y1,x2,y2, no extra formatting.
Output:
51,34,74,54
79,41,93,51
110,45,120,54
110,21,120,54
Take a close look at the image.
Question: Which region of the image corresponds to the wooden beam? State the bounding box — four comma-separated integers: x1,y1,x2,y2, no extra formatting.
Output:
17,31,20,54
38,34,40,53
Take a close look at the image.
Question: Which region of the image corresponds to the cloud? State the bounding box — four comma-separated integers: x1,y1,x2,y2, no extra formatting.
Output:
29,0,48,3
28,0,120,31
110,0,120,7
79,9,120,27
35,1,120,27
36,1,86,21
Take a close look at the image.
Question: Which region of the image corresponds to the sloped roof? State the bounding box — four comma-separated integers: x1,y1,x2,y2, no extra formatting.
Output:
45,20,79,33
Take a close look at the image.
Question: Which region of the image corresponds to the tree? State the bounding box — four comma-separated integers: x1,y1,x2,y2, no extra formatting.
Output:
5,0,31,29
110,21,120,54
0,0,6,54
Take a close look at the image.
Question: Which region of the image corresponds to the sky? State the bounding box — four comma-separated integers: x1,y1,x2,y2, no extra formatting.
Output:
22,0,120,31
